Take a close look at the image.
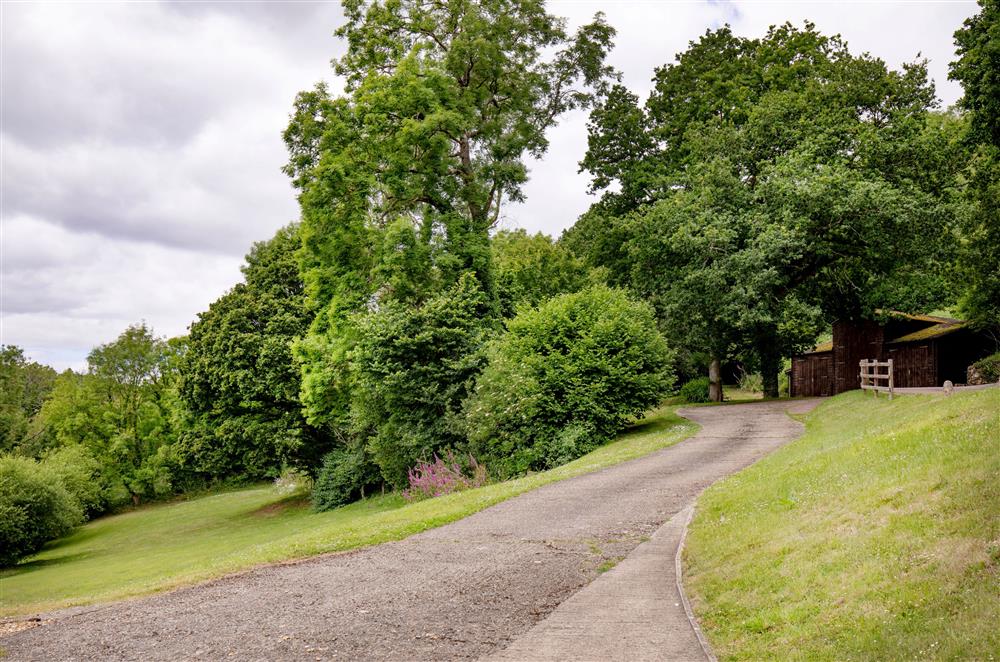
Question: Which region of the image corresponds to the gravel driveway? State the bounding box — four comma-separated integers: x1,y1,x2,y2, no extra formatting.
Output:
2,399,817,661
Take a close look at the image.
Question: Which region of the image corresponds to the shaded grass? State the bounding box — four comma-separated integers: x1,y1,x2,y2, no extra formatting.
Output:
685,388,1000,661
0,404,695,618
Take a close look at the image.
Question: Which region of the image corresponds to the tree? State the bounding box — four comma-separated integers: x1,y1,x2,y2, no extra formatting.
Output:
351,274,488,487
33,324,182,506
951,0,1000,329
87,323,170,469
283,0,617,463
575,23,959,398
952,0,1000,147
177,224,327,481
492,229,598,318
284,0,614,491
0,346,57,452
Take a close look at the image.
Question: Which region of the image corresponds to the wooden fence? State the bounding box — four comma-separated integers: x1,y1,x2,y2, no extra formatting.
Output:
859,359,894,399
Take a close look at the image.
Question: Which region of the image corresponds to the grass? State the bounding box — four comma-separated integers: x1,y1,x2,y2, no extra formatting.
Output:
684,388,1000,661
0,403,696,618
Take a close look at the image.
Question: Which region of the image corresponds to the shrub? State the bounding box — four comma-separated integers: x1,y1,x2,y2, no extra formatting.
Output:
39,445,104,518
0,455,83,566
466,285,673,478
351,275,489,488
972,352,1000,383
679,377,711,403
312,446,381,511
402,451,488,502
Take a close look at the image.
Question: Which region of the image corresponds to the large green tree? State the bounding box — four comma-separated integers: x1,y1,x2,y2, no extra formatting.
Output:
573,23,961,398
177,224,326,481
492,229,598,318
951,0,1000,329
284,0,617,453
34,324,183,506
0,346,56,452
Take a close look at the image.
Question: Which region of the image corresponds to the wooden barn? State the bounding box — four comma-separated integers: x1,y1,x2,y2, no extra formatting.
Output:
789,312,997,397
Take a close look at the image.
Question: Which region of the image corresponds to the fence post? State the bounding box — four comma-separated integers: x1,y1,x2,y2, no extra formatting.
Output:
888,358,894,400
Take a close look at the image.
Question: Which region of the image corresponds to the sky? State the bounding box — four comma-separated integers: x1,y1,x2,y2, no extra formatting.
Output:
0,0,980,370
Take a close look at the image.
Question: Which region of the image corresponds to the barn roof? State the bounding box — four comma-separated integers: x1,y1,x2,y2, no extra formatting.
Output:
806,340,833,354
878,309,962,325
888,320,967,344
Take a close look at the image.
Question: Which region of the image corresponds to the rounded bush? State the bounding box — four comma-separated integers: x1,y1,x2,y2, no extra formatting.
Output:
40,445,104,518
466,285,673,478
972,352,1000,383
678,377,711,403
0,455,82,567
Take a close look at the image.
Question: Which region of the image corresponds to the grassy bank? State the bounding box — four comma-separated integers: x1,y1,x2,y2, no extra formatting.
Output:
685,388,1000,660
0,404,695,618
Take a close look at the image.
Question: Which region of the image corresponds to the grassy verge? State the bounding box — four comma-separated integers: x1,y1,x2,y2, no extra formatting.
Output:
685,388,1000,661
0,404,695,618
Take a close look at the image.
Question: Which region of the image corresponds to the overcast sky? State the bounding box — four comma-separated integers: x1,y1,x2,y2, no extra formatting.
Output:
1,0,979,370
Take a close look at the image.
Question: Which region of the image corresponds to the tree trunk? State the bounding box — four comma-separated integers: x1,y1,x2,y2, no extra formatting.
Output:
759,338,780,399
708,357,723,402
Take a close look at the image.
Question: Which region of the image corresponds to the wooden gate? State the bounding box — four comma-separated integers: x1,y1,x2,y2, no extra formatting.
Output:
860,359,894,399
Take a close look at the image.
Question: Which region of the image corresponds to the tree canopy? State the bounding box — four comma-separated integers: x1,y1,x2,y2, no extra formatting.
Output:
571,22,963,397
284,0,619,477
951,0,1000,328
177,224,326,481
0,346,57,453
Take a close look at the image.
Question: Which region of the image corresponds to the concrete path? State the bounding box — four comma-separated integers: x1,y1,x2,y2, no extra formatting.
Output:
2,399,817,662
486,505,707,662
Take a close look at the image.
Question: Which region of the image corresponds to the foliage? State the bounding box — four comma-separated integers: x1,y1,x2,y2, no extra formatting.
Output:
678,377,711,404
492,229,598,317
402,451,488,502
32,324,183,508
951,1,1000,328
0,346,57,452
39,445,104,518
285,0,617,437
952,0,1000,147
0,455,83,567
972,351,1000,382
312,446,381,511
177,224,327,482
2,405,694,617
351,275,489,487
574,23,963,396
466,285,673,478
685,389,1000,660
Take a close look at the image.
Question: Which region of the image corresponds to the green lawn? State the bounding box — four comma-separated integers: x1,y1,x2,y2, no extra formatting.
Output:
685,388,1000,661
0,404,695,618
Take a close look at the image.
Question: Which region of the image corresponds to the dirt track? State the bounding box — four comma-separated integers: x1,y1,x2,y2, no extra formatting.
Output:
2,399,817,661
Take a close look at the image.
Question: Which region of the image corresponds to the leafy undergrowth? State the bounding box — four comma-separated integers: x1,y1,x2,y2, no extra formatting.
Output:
685,388,1000,661
0,403,695,618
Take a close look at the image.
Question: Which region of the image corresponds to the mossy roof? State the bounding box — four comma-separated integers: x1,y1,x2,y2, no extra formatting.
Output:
888,321,967,344
806,340,834,354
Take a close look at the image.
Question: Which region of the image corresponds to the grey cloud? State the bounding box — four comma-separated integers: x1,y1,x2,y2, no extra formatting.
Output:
2,2,344,150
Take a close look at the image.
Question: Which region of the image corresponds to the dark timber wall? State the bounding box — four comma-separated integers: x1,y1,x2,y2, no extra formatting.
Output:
832,320,884,394
790,352,834,397
790,318,996,397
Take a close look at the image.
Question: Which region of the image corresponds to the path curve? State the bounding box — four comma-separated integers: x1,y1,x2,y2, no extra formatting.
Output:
2,400,817,661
